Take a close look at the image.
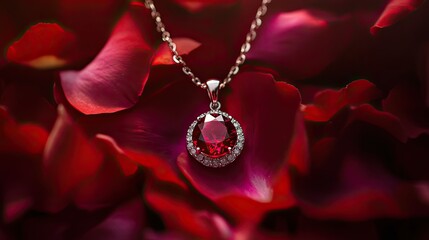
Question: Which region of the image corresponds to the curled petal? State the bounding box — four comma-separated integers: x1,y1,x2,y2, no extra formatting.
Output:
303,80,381,122
371,0,425,34
60,3,153,114
6,23,77,69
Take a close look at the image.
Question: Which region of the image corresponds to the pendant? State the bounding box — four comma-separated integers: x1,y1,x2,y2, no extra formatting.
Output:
186,80,244,167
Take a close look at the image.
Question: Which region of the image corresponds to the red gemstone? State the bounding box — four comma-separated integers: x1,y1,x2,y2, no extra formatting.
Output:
192,113,237,158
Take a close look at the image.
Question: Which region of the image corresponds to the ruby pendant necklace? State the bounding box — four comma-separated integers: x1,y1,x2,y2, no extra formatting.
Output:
186,79,244,167
144,0,271,167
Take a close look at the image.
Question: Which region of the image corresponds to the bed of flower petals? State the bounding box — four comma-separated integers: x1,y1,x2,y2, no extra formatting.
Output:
1,0,429,239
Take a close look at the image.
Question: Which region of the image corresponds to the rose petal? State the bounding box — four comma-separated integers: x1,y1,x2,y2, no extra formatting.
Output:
172,0,238,12
58,0,129,57
371,0,425,35
145,181,232,239
6,23,77,69
152,38,201,66
248,10,355,79
0,107,49,154
382,84,429,138
0,82,56,130
348,104,407,142
179,72,301,202
303,79,381,122
43,106,141,211
215,115,305,224
42,106,104,211
60,3,154,114
0,108,47,223
293,110,429,220
75,68,207,161
125,150,188,190
73,135,139,210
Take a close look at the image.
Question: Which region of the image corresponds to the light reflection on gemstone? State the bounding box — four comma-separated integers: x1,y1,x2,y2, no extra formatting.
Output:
192,113,237,158
187,110,244,167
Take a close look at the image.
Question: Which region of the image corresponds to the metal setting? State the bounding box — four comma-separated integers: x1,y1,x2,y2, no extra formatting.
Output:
186,110,245,168
144,0,272,89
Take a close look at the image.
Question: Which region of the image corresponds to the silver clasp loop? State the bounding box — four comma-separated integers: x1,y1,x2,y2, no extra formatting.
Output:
206,79,221,111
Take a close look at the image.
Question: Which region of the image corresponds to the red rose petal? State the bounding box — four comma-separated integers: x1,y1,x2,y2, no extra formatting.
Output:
145,181,232,239
43,106,140,211
293,106,429,220
6,23,76,69
0,107,49,154
60,3,154,114
58,0,129,57
248,10,355,79
178,72,301,202
172,0,238,12
303,79,381,122
298,154,429,220
350,104,407,142
371,0,424,35
125,150,188,190
0,108,47,223
0,82,57,130
73,135,139,210
152,38,201,66
382,84,429,138
43,106,104,211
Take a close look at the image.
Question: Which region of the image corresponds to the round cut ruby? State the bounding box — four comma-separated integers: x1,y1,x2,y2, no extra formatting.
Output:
192,113,237,158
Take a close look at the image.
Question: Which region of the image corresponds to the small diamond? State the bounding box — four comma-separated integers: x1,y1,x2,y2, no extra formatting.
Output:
197,155,203,161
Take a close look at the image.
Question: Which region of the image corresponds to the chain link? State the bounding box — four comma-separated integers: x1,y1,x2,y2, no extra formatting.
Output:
144,0,271,89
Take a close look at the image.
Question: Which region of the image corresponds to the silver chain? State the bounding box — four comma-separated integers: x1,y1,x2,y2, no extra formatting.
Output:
144,0,271,89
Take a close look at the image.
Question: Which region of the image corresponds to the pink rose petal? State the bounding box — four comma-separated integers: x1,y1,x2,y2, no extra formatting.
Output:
248,10,355,79
371,0,425,35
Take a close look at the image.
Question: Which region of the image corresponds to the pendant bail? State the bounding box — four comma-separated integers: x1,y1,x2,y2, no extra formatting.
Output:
206,79,221,111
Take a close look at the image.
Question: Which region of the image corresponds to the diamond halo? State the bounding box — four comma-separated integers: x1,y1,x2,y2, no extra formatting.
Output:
186,110,244,168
